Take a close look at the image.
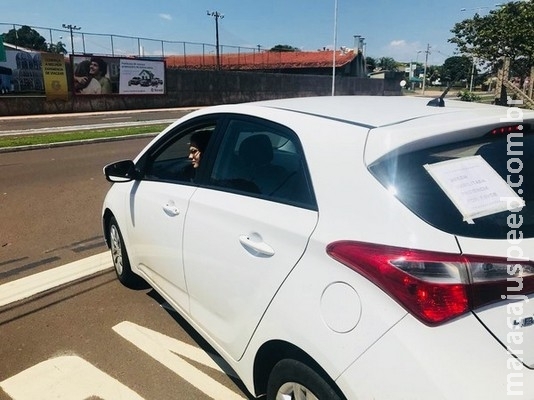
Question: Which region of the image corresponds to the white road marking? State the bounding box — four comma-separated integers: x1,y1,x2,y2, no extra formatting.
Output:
1,253,247,399
0,355,145,399
0,252,112,307
114,321,245,400
101,116,133,120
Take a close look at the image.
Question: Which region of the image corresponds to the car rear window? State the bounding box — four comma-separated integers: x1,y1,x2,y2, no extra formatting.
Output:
369,130,534,239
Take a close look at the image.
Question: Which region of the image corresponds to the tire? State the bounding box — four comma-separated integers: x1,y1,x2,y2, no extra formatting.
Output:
108,216,146,289
266,359,343,400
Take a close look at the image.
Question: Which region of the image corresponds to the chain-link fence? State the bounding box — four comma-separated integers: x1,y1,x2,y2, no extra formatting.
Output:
0,22,261,66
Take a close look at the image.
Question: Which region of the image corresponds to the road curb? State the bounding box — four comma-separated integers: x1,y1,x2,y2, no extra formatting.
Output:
0,133,158,154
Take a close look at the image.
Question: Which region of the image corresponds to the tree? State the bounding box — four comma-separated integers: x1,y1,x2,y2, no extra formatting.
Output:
48,41,68,54
510,56,532,81
269,44,300,52
449,1,534,67
441,56,472,85
365,56,376,73
376,56,397,71
2,25,47,51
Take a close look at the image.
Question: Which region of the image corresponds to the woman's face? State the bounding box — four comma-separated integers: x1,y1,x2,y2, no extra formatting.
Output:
189,144,201,168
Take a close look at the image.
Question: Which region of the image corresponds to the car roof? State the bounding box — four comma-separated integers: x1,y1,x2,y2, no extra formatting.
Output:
248,95,502,128
180,95,534,164
233,95,534,163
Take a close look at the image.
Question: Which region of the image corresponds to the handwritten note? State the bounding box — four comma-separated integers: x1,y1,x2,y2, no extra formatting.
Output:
424,155,525,223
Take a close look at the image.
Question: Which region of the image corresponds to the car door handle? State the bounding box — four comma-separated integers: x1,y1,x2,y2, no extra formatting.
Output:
162,203,180,216
239,235,275,257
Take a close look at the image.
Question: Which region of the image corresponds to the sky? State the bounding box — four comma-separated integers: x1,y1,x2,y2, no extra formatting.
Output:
0,0,505,65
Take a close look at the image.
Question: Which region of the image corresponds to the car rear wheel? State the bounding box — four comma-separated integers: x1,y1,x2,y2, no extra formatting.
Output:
108,216,145,288
266,359,343,400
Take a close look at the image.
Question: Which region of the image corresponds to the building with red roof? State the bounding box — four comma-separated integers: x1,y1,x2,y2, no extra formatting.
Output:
166,48,366,77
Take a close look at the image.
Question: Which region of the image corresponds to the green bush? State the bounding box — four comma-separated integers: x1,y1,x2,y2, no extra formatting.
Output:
457,89,481,102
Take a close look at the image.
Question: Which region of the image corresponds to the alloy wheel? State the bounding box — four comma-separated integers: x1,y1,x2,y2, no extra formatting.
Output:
276,382,319,400
110,224,123,276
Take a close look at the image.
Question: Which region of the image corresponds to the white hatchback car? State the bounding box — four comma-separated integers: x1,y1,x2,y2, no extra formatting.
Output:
103,96,534,399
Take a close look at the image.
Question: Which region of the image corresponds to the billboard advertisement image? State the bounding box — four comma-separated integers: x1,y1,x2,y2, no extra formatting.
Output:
72,56,165,95
119,59,165,95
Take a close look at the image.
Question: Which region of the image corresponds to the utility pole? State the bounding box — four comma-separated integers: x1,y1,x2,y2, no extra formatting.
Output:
207,11,224,70
62,24,81,55
469,57,476,92
421,43,430,95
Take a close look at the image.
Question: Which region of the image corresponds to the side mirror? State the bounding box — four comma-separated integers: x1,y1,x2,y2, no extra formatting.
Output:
103,160,137,182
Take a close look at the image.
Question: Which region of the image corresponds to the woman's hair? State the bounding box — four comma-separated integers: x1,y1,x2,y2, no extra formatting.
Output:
190,130,212,153
74,60,91,91
75,60,91,76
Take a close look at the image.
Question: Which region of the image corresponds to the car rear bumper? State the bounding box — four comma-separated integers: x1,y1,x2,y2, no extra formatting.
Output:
336,313,533,399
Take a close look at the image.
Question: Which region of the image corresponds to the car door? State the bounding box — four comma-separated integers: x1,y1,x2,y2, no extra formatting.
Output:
126,118,219,312
182,116,319,360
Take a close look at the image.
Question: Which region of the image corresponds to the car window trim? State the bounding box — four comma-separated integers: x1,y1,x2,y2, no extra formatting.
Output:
203,113,318,211
135,116,224,185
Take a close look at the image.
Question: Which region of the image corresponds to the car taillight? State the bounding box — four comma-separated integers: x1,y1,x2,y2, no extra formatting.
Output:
326,241,534,326
489,124,526,136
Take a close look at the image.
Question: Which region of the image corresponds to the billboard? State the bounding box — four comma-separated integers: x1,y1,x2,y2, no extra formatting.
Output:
0,47,67,99
41,53,68,100
119,59,165,95
72,55,165,95
0,47,44,94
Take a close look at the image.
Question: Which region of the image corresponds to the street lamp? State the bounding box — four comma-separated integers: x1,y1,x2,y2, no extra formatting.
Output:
207,11,224,70
62,24,81,55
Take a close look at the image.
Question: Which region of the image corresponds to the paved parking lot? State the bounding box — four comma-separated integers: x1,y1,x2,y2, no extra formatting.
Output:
0,267,250,399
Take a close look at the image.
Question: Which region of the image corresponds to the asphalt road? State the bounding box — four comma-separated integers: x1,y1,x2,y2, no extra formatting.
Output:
0,124,252,399
0,268,250,399
0,137,153,286
0,107,195,285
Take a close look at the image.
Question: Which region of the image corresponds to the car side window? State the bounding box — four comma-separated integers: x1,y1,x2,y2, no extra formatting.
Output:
142,123,215,184
209,118,316,209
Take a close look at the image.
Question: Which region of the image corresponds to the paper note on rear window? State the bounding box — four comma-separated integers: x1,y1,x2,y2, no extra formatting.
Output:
424,155,525,223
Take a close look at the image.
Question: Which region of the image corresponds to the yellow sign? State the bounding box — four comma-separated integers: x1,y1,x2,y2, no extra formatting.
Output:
41,53,69,101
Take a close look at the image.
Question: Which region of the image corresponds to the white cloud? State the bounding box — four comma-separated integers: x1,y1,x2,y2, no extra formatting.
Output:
159,13,172,21
389,40,407,47
376,40,454,64
374,39,423,62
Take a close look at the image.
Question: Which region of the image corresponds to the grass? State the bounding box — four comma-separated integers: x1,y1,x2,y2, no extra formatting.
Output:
0,124,169,148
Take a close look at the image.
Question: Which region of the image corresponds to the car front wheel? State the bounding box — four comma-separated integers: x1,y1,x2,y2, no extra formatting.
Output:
108,216,145,289
266,359,343,400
